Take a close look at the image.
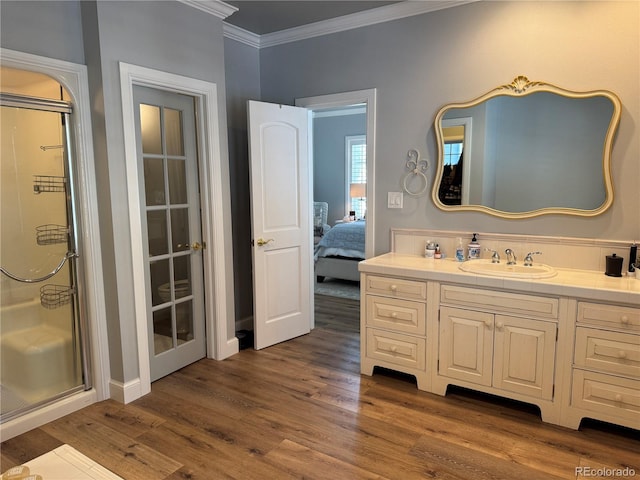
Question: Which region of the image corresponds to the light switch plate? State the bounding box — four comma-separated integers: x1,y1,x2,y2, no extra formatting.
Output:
388,191,403,208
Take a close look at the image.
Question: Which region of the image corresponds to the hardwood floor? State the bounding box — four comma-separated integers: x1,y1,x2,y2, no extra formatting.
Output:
2,294,638,479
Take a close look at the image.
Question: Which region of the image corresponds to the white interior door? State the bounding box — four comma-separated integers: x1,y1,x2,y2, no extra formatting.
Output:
133,86,206,381
248,100,312,350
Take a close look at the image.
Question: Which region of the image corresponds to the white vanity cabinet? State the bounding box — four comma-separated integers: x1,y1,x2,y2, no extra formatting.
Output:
433,285,561,422
564,302,640,430
358,252,639,430
438,307,557,399
360,274,431,390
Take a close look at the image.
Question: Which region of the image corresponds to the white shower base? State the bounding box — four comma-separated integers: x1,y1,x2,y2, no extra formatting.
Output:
1,324,77,404
1,298,79,416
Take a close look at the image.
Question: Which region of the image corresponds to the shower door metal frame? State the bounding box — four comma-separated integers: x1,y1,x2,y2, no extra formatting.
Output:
0,93,92,420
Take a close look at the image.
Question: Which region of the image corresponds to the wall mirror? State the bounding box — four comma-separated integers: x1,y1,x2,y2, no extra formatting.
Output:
432,76,621,218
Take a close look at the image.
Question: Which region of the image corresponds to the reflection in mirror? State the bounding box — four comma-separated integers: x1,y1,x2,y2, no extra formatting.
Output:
433,76,621,218
439,118,471,205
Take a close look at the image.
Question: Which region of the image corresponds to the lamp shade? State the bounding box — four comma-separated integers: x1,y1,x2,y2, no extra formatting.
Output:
349,183,366,198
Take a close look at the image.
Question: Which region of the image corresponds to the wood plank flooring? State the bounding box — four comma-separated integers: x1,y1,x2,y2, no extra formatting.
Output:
2,294,639,479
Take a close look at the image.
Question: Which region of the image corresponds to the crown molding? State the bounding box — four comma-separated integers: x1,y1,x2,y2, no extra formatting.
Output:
223,0,477,48
178,0,238,19
223,23,262,48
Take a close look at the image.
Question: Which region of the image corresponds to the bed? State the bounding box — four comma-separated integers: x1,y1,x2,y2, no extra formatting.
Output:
314,220,365,283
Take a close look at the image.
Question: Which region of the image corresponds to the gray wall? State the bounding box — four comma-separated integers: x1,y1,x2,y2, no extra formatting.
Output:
0,1,85,64
224,37,260,325
257,1,640,254
313,113,366,223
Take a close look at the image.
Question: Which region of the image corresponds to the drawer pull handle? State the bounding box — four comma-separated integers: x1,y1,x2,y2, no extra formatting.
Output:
484,320,492,328
496,322,504,330
620,315,629,324
390,345,398,353
618,350,627,359
391,312,398,318
390,285,397,292
615,394,623,402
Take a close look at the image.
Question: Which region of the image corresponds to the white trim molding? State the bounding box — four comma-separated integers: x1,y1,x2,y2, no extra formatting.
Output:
0,48,108,440
223,23,261,49
178,0,237,19
223,1,477,48
119,63,238,402
108,378,143,404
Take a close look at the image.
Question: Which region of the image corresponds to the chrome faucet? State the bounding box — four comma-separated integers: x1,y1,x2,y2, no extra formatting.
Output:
485,248,500,263
505,248,517,265
524,251,542,266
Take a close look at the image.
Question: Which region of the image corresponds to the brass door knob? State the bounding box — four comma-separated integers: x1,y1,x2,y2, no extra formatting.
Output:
256,238,274,247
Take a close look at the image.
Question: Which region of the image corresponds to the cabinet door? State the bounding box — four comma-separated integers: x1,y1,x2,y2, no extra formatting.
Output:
439,306,493,386
493,315,556,400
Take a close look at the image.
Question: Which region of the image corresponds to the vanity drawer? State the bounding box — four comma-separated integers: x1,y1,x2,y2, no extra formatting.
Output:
365,328,426,371
577,302,640,332
572,369,640,421
440,284,558,320
366,295,426,335
574,327,640,378
365,275,427,301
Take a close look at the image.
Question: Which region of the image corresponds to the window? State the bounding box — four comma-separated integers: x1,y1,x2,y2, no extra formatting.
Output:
346,135,366,219
444,141,463,166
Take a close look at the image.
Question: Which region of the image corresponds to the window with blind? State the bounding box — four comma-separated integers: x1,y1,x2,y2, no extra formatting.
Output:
346,135,366,219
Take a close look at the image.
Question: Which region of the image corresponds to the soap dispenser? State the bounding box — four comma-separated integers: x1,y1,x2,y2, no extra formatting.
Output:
468,233,481,260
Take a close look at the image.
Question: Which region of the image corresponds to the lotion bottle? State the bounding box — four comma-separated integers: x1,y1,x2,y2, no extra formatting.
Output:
455,237,465,262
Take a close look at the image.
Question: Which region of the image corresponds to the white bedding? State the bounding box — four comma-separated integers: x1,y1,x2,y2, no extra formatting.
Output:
314,220,365,261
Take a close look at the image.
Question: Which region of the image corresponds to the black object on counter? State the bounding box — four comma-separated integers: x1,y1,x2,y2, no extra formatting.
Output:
605,253,623,277
630,244,638,272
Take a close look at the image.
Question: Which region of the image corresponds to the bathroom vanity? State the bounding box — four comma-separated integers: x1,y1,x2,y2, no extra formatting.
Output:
359,253,640,430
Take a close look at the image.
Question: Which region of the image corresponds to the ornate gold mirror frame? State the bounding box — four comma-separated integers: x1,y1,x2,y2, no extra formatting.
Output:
432,76,621,218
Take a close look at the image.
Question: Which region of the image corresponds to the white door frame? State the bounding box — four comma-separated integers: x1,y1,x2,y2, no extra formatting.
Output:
120,63,237,400
0,48,109,440
296,89,377,258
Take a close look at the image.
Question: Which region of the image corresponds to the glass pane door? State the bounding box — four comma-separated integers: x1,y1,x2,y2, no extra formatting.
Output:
140,103,195,354
134,86,206,382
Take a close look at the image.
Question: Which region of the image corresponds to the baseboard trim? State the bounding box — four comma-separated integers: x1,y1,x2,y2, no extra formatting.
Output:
109,378,143,404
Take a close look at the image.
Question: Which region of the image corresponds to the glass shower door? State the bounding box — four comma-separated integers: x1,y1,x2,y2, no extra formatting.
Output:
0,94,88,422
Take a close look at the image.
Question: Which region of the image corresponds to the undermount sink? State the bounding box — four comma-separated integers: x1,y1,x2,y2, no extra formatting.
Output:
459,259,557,279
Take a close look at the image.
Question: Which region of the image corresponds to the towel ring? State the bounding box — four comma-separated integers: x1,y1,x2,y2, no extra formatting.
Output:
403,149,429,196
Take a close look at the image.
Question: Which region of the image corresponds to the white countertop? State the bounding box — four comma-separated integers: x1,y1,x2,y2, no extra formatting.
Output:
359,253,640,306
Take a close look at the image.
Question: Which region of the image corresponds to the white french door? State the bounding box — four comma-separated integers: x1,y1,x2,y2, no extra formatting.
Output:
133,86,206,381
248,101,312,350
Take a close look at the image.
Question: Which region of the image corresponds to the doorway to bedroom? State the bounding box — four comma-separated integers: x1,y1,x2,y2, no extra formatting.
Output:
311,104,366,299
297,89,376,308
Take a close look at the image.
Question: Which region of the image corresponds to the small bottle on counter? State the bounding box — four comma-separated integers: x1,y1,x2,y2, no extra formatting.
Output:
434,244,442,259
425,241,436,259
455,237,465,262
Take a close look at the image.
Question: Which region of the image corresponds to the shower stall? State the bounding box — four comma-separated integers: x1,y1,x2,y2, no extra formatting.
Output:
0,91,91,423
